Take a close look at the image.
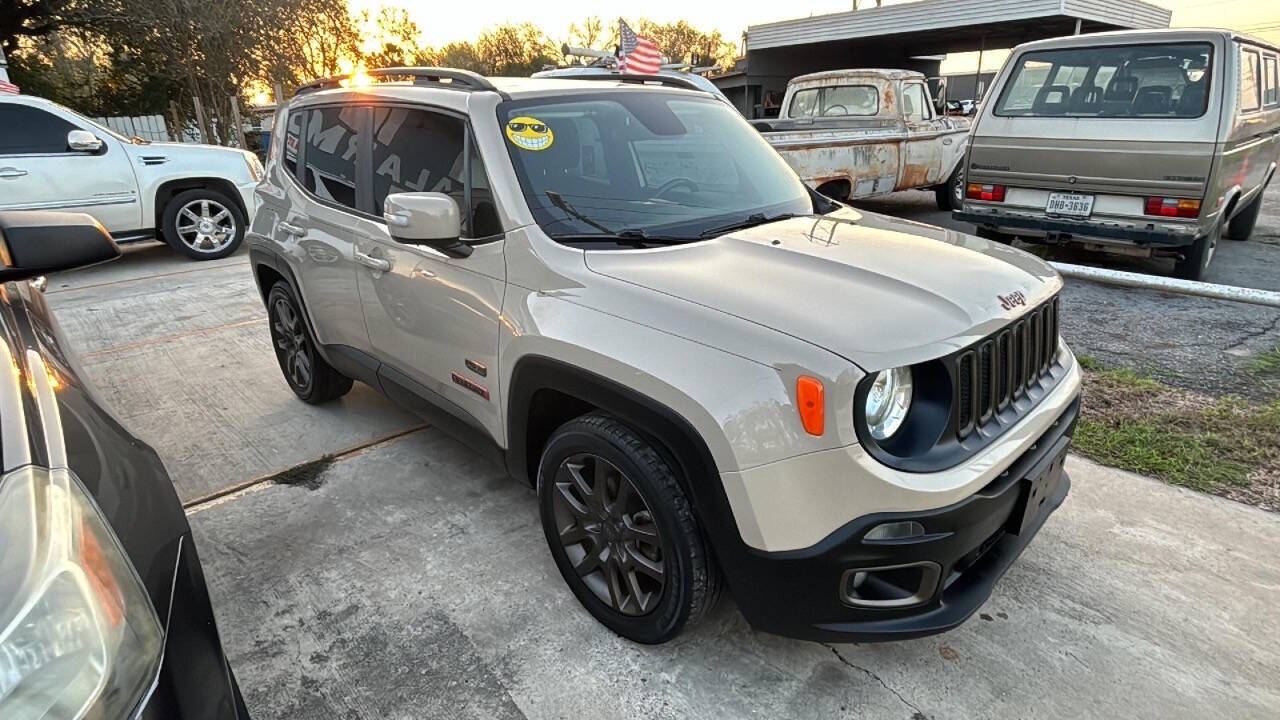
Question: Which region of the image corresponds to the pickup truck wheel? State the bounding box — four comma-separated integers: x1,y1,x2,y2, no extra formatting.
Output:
537,413,721,644
1226,192,1262,241
936,165,964,211
266,281,352,403
1173,223,1219,281
162,189,246,260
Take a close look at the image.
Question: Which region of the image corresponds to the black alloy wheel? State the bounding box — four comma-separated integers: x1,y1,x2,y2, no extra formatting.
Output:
550,452,667,616
537,413,721,644
265,281,352,404
271,294,312,393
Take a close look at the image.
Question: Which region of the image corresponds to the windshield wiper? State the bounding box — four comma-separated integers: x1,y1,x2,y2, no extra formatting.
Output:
699,212,800,238
545,191,615,235
545,191,690,246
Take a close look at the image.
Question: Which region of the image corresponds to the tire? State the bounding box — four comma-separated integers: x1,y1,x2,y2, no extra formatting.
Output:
1226,191,1263,241
1173,222,1220,281
161,188,246,260
266,281,352,403
935,164,964,211
537,413,721,644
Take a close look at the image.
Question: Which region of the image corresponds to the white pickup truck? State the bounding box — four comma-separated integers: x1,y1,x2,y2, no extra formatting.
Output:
0,94,261,260
755,69,971,210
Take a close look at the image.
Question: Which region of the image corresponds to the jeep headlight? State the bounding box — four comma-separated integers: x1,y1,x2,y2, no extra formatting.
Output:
0,466,164,718
864,366,913,440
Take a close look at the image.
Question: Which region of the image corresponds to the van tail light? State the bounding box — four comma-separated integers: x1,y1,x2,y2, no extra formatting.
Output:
1144,197,1201,218
966,183,1006,202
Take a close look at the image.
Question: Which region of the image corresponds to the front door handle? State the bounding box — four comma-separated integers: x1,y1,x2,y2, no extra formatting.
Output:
278,221,306,237
0,167,28,179
354,250,391,273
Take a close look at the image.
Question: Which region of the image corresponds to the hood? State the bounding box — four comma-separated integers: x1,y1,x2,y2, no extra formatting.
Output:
583,208,1062,370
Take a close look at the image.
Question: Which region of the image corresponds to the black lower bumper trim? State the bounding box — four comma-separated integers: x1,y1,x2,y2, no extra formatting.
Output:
724,396,1080,643
953,210,1196,247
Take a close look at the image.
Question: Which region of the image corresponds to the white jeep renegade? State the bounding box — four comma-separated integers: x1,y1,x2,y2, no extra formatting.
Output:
249,68,1083,644
0,94,261,260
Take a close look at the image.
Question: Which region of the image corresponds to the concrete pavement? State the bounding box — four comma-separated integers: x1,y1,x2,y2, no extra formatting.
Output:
189,430,1280,719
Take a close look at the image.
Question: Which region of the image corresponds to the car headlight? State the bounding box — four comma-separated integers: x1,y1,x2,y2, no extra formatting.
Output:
864,366,913,440
242,151,264,182
0,466,163,718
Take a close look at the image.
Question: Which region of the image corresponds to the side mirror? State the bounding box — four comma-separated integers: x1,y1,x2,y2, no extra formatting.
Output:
67,130,104,153
0,211,121,282
383,192,471,258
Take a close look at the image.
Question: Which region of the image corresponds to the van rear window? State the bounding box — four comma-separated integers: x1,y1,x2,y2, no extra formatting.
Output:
994,43,1213,118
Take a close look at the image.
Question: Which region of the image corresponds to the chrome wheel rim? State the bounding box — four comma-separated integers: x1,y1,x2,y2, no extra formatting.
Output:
175,198,236,253
551,453,666,616
952,169,965,206
270,297,311,391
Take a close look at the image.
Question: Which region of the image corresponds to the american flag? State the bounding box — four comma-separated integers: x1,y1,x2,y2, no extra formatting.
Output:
618,20,661,75
0,79,18,95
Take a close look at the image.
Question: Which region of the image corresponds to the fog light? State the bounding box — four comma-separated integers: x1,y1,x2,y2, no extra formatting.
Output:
864,520,925,541
839,562,941,609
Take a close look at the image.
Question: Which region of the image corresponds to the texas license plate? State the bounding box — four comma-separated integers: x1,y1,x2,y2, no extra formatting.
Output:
1013,447,1067,535
1045,192,1095,218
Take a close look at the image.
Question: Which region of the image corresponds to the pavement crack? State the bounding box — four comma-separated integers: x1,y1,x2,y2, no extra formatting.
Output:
1224,313,1280,353
822,643,929,719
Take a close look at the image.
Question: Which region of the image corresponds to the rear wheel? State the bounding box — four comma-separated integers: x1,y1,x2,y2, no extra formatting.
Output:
935,165,964,211
537,413,721,644
1226,191,1263,241
266,281,352,403
1173,223,1219,281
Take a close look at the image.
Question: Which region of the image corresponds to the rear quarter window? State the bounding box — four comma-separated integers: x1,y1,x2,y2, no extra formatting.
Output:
1240,48,1261,113
1266,55,1279,107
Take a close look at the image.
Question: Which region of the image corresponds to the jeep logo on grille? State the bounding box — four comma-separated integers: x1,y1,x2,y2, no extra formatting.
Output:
998,291,1027,310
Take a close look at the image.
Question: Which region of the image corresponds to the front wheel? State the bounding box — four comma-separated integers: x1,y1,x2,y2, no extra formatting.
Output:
537,413,721,644
935,164,964,211
1173,223,1219,281
161,188,246,260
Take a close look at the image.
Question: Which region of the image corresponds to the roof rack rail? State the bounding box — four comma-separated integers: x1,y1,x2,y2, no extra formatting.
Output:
294,67,497,96
564,73,706,93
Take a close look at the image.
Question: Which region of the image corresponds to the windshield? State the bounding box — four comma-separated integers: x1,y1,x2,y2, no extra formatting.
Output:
498,92,814,241
995,42,1213,118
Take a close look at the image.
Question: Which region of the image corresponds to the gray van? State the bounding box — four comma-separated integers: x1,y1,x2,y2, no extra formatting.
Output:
955,29,1279,280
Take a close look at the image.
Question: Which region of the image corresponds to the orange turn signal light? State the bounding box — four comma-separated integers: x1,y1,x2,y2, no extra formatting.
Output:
796,376,825,436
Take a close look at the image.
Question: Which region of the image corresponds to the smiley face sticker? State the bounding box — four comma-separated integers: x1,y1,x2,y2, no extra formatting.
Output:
505,116,554,151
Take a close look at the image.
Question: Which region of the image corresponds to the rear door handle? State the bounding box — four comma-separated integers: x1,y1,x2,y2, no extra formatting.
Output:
277,221,306,237
354,250,391,273
0,167,28,179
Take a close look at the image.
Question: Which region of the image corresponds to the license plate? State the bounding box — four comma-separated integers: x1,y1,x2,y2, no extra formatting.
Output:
1045,192,1095,218
1013,448,1067,535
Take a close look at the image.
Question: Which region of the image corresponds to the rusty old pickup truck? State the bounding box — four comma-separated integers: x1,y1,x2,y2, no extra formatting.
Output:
754,69,971,210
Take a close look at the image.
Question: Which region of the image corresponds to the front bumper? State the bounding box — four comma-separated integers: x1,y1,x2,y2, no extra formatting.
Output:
954,209,1199,247
725,397,1079,642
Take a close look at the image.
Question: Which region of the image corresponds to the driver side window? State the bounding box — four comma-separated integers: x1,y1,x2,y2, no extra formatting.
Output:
370,106,502,239
0,105,77,155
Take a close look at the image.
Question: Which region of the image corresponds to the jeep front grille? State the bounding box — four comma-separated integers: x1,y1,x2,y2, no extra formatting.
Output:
955,296,1059,439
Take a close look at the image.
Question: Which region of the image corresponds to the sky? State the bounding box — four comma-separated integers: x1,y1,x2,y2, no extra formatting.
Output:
349,0,1280,74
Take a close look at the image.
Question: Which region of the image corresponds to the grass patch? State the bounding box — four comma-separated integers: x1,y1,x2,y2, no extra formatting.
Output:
1075,360,1280,508
1247,346,1280,376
